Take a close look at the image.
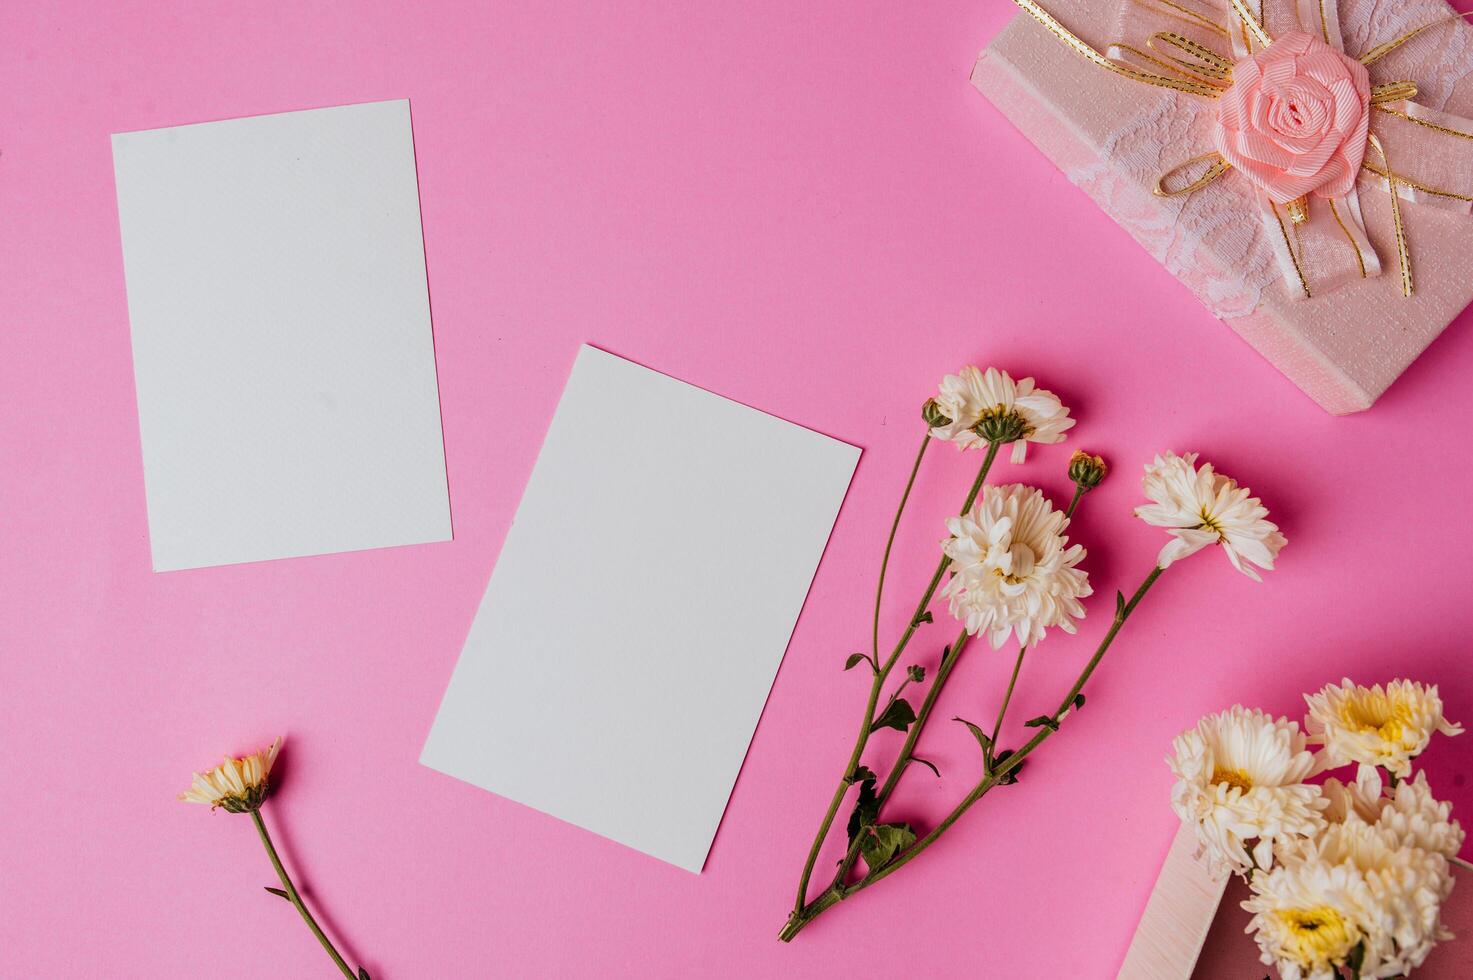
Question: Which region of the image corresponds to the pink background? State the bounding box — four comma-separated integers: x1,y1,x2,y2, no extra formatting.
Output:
3,1,1471,977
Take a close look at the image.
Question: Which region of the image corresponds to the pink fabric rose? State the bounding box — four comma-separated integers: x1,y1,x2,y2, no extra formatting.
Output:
1213,31,1370,204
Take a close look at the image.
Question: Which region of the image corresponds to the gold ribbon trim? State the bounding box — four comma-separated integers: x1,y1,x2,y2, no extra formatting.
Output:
1154,153,1232,195
1012,0,1225,96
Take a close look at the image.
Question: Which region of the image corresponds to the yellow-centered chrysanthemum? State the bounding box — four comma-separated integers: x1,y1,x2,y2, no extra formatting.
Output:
1168,706,1326,876
1313,818,1453,977
941,484,1090,649
1304,678,1462,778
1243,856,1370,980
179,737,283,813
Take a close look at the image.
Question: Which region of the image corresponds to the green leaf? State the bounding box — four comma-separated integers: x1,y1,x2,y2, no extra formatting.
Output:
913,611,934,626
845,777,879,844
910,756,940,778
993,749,1024,784
1072,693,1086,710
1115,590,1126,618
849,764,877,784
264,886,289,901
860,822,916,874
1024,715,1060,731
845,652,875,673
870,697,917,733
907,664,926,683
359,970,372,980
953,716,992,754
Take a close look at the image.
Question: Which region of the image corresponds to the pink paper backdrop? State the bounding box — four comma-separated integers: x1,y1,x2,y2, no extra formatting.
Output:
3,2,1471,977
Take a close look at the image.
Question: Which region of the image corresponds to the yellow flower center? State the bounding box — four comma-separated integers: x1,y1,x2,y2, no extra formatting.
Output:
1198,507,1225,539
1338,697,1411,743
1211,767,1253,792
1275,906,1355,966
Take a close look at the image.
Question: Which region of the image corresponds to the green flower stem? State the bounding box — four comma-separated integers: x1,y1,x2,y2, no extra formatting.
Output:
872,434,932,665
831,626,972,885
1065,483,1088,519
781,564,1165,942
790,441,1001,915
989,643,1029,753
251,809,359,980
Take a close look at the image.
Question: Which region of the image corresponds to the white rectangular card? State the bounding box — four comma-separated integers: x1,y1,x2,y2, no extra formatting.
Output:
112,100,451,571
422,346,859,872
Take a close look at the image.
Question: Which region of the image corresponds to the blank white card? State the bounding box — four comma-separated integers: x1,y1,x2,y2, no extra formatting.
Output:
422,346,859,871
112,100,451,571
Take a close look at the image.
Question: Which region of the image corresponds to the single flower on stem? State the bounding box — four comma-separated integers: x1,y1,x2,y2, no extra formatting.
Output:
1304,677,1463,782
926,366,1074,462
941,484,1091,650
1134,451,1285,580
180,738,372,980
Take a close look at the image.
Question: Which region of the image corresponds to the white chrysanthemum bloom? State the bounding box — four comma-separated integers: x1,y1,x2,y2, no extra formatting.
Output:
179,737,283,813
1305,678,1463,779
1243,856,1371,980
1375,770,1466,865
927,366,1074,462
940,484,1090,649
1133,452,1285,581
1168,706,1326,876
1313,818,1453,977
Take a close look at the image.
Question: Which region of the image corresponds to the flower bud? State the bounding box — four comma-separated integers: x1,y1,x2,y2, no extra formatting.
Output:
921,398,952,429
972,408,1029,446
1068,450,1108,489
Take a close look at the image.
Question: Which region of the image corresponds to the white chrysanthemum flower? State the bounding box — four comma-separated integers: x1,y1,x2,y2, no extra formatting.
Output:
1133,452,1285,581
1305,678,1463,779
1243,856,1371,980
940,484,1090,649
178,737,283,813
1314,818,1453,977
1376,770,1466,865
1168,706,1326,876
927,366,1074,462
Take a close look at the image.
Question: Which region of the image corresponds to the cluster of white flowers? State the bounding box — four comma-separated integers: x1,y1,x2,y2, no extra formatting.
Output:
1167,681,1464,980
931,368,1287,653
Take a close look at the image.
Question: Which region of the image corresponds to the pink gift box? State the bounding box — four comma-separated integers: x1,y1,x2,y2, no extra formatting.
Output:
971,0,1473,414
